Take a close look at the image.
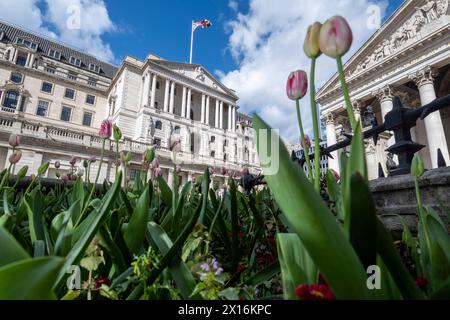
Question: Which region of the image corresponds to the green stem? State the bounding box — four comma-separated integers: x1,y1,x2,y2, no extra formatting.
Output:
336,55,357,131
115,140,119,177
296,100,313,183
310,57,321,193
0,164,12,192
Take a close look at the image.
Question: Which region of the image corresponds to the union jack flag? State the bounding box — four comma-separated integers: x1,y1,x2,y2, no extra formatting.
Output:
192,19,213,31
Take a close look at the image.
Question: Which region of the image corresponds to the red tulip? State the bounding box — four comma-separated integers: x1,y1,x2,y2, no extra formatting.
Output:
319,15,353,58
415,277,428,289
302,134,312,150
286,70,308,101
99,120,113,139
220,167,227,176
295,284,335,300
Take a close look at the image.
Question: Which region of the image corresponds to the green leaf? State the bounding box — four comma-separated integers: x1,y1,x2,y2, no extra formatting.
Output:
147,223,199,299
54,172,122,291
245,262,280,286
226,178,239,272
54,200,80,257
253,114,371,299
348,172,377,269
124,185,151,255
277,233,317,300
0,257,63,300
426,215,450,291
218,287,239,300
325,170,344,221
157,176,172,207
0,227,30,267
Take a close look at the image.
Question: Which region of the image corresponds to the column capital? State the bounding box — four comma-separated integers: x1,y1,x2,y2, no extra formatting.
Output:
352,100,362,113
372,85,393,103
409,66,438,88
323,113,335,125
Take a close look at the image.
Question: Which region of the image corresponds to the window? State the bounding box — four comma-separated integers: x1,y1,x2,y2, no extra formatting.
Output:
224,139,228,147
82,112,93,127
155,121,162,130
154,101,159,109
41,82,53,94
16,38,38,50
15,52,27,66
174,87,177,95
224,154,227,162
36,100,49,117
0,31,4,41
156,81,160,90
174,126,180,134
10,73,23,84
88,78,97,87
70,56,82,67
86,94,96,105
68,71,77,81
210,136,215,143
154,138,161,147
64,88,76,100
48,49,61,60
60,106,72,122
210,151,216,158
45,65,56,74
89,64,100,73
3,91,19,109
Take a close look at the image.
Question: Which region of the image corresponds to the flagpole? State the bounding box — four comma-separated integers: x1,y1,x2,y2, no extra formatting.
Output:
189,20,194,64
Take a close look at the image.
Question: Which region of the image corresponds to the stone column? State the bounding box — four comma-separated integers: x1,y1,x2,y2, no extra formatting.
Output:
201,94,206,123
169,82,175,114
150,74,157,108
164,79,170,112
410,67,449,168
373,85,394,121
228,105,232,131
141,71,150,108
187,88,192,120
215,100,219,127
325,113,340,172
219,102,224,129
181,86,187,118
231,106,236,132
206,96,210,125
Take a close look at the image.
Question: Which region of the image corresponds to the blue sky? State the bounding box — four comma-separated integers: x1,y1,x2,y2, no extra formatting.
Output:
0,0,405,142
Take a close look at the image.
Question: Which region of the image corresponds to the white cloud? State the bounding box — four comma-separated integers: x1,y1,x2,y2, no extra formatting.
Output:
220,0,388,144
0,0,116,63
228,0,239,12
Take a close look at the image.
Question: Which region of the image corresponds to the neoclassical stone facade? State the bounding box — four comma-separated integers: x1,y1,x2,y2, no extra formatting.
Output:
0,21,259,186
317,0,450,180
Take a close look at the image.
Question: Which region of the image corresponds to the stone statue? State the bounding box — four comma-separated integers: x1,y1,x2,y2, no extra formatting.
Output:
416,0,438,23
382,40,392,57
437,0,449,16
148,117,155,138
413,11,427,31
386,152,398,173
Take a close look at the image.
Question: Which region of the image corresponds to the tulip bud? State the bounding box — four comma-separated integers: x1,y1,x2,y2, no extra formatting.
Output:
286,70,308,101
209,167,215,175
17,165,28,179
304,22,322,58
69,156,77,166
99,120,113,139
38,162,50,176
125,152,132,163
176,165,182,174
9,150,22,164
220,167,227,176
144,147,155,163
55,171,61,179
89,156,97,163
83,160,88,168
76,168,85,177
8,134,20,148
113,124,122,141
55,161,61,169
411,154,425,178
319,15,353,58
61,174,69,181
153,168,162,177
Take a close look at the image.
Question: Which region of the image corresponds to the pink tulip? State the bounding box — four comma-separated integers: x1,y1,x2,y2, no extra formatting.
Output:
89,156,97,163
55,161,61,169
9,150,22,164
286,70,308,101
69,156,77,166
318,15,353,58
209,167,215,175
304,22,322,58
99,120,113,139
220,167,227,176
303,135,312,150
8,134,20,148
151,159,160,169
153,168,162,177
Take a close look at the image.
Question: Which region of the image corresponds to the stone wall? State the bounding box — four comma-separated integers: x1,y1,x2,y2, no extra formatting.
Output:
370,167,450,239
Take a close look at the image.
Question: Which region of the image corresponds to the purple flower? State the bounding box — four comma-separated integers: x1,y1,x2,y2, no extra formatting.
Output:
214,267,223,276
99,120,113,139
69,156,78,166
89,156,97,163
8,134,20,148
9,150,22,164
55,161,61,169
200,263,210,272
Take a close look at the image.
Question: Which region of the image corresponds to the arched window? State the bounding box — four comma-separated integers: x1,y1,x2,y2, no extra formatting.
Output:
3,91,19,109
210,151,215,158
210,136,215,143
174,126,180,134
155,121,162,130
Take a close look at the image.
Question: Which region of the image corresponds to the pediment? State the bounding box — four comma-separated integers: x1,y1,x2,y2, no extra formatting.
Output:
318,0,450,98
151,60,237,98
